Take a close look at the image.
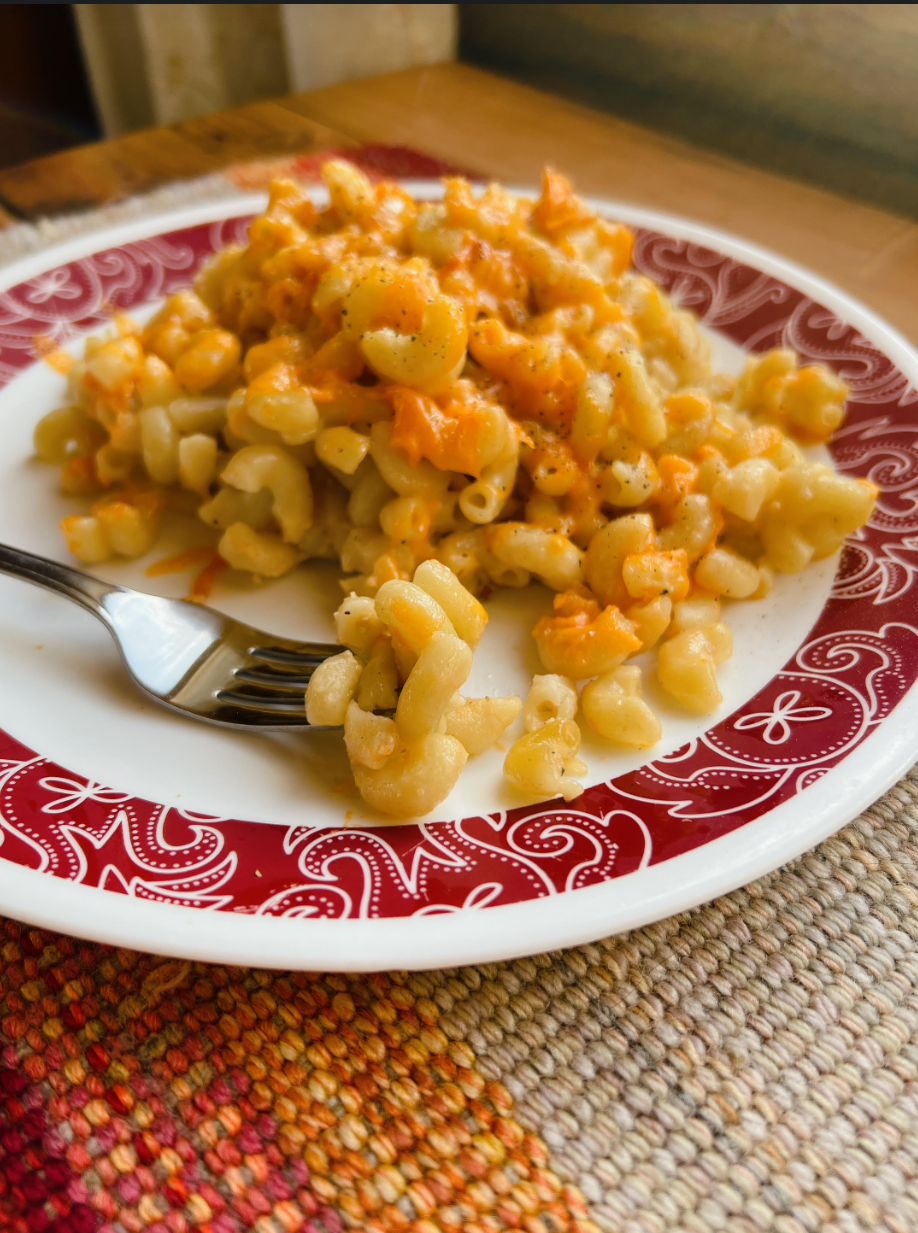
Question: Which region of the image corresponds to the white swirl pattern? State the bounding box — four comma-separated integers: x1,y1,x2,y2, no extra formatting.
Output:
253,809,652,918
633,233,918,407
615,625,918,825
0,228,240,384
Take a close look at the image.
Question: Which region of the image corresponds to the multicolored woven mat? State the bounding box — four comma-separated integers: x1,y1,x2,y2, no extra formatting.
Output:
4,769,918,1233
1,146,918,1233
0,930,598,1233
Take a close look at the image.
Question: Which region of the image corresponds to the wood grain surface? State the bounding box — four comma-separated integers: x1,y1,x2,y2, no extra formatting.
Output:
0,62,914,343
0,100,355,218
459,4,918,220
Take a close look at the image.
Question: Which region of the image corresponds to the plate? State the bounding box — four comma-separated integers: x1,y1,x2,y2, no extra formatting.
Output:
0,183,916,971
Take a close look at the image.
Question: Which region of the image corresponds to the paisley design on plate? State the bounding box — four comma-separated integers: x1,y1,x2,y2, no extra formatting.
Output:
0,209,916,916
0,234,216,384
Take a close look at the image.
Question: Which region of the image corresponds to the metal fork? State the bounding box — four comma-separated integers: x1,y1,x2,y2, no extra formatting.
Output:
0,542,340,729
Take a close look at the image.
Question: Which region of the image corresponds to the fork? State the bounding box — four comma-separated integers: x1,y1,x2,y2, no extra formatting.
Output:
0,542,340,729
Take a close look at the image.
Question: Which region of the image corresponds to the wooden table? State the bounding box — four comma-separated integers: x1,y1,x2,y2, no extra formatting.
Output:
0,62,914,344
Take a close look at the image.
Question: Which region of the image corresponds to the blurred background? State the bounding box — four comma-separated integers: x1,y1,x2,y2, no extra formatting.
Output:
1,3,916,217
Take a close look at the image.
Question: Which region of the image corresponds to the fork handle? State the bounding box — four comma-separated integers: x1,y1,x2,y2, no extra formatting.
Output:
0,542,118,621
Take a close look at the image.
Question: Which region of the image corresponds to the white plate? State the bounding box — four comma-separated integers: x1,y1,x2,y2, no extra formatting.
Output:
0,183,915,970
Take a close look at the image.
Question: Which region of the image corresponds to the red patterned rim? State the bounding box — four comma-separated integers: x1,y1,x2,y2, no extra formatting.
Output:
1,204,917,924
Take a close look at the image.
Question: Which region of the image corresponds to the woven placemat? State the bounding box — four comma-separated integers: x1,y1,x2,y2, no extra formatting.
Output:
1,150,917,1233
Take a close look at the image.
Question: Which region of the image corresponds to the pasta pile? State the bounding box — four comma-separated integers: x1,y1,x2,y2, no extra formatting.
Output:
35,161,877,816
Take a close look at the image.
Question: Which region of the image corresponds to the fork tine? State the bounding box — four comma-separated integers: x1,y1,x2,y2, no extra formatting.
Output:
249,644,337,666
233,667,313,689
215,689,307,714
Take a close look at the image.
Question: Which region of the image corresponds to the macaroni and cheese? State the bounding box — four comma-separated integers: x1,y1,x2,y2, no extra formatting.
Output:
35,162,877,817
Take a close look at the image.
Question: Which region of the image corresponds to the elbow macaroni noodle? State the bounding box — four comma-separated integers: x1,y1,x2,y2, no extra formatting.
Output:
35,162,877,815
